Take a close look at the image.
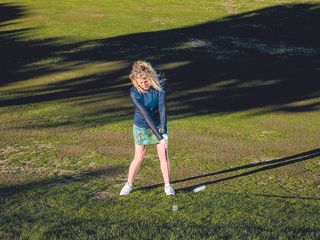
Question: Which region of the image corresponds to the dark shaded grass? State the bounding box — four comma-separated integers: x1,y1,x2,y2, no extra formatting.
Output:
1,188,319,240
42,220,320,240
0,165,126,197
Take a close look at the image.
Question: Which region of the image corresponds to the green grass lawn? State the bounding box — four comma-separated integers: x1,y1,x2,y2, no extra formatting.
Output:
1,0,320,239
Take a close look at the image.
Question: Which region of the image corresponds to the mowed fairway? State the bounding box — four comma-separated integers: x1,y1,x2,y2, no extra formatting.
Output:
0,0,320,239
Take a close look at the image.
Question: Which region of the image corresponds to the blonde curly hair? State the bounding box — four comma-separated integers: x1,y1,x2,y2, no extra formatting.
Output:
129,60,165,93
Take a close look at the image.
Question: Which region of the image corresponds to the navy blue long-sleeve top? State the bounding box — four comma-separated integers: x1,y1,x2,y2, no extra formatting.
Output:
130,85,167,141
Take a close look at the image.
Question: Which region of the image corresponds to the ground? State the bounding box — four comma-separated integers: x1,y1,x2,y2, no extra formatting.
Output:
0,0,320,239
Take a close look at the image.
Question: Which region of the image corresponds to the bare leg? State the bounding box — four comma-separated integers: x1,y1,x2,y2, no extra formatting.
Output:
127,144,146,185
156,142,171,185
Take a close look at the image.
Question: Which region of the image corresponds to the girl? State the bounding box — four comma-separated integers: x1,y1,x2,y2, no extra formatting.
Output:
120,60,175,196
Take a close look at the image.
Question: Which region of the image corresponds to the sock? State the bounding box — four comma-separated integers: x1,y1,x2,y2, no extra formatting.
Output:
127,182,133,187
164,183,171,187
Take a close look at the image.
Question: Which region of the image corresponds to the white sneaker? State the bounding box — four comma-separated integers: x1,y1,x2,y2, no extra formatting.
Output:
119,182,133,196
164,184,175,195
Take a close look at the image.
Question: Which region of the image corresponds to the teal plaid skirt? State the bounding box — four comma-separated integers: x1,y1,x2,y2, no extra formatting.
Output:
133,124,168,145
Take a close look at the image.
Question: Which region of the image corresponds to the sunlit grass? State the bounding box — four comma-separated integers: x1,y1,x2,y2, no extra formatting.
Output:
1,60,128,91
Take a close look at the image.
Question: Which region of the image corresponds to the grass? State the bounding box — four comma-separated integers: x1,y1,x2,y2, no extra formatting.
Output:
1,0,320,239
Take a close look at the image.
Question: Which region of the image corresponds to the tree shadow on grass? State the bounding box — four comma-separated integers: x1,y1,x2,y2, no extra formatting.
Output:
0,165,126,198
1,214,319,239
0,3,26,23
0,3,73,86
136,148,320,197
38,219,320,239
0,3,319,129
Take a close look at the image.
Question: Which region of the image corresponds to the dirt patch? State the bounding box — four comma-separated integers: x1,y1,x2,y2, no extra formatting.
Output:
59,145,90,157
94,190,118,200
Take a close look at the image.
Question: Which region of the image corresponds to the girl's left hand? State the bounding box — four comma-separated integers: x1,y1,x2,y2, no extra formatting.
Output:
162,134,168,141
